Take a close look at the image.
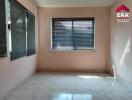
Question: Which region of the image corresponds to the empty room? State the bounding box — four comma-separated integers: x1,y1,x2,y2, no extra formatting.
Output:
0,0,132,100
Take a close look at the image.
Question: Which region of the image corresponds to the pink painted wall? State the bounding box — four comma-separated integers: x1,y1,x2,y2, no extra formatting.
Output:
110,0,132,82
0,0,37,98
38,7,110,72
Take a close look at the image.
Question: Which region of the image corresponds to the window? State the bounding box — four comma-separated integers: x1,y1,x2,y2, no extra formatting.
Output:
26,12,35,56
52,18,95,51
10,0,27,60
10,0,36,60
0,0,7,57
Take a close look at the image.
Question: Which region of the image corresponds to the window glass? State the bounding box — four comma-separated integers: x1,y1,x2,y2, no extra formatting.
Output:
52,18,95,51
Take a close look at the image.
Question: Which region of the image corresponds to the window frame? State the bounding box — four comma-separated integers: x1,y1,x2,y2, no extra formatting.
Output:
26,11,36,56
0,0,7,58
51,18,96,52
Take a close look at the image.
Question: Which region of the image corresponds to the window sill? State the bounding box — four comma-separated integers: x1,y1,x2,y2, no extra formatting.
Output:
50,48,96,52
0,55,9,60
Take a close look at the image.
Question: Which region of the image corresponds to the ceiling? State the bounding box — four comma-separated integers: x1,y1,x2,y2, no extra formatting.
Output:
34,0,117,7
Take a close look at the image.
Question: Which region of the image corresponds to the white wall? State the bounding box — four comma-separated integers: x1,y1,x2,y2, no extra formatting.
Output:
111,0,132,82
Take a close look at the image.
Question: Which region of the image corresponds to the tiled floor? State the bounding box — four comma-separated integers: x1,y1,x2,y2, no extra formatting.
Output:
2,73,132,100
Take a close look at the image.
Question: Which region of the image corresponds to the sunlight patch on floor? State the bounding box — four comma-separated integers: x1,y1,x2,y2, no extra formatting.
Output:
78,75,103,79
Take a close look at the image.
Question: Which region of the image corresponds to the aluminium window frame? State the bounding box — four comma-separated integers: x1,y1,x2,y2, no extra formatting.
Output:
50,17,96,52
0,0,36,60
5,0,36,60
0,0,8,58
